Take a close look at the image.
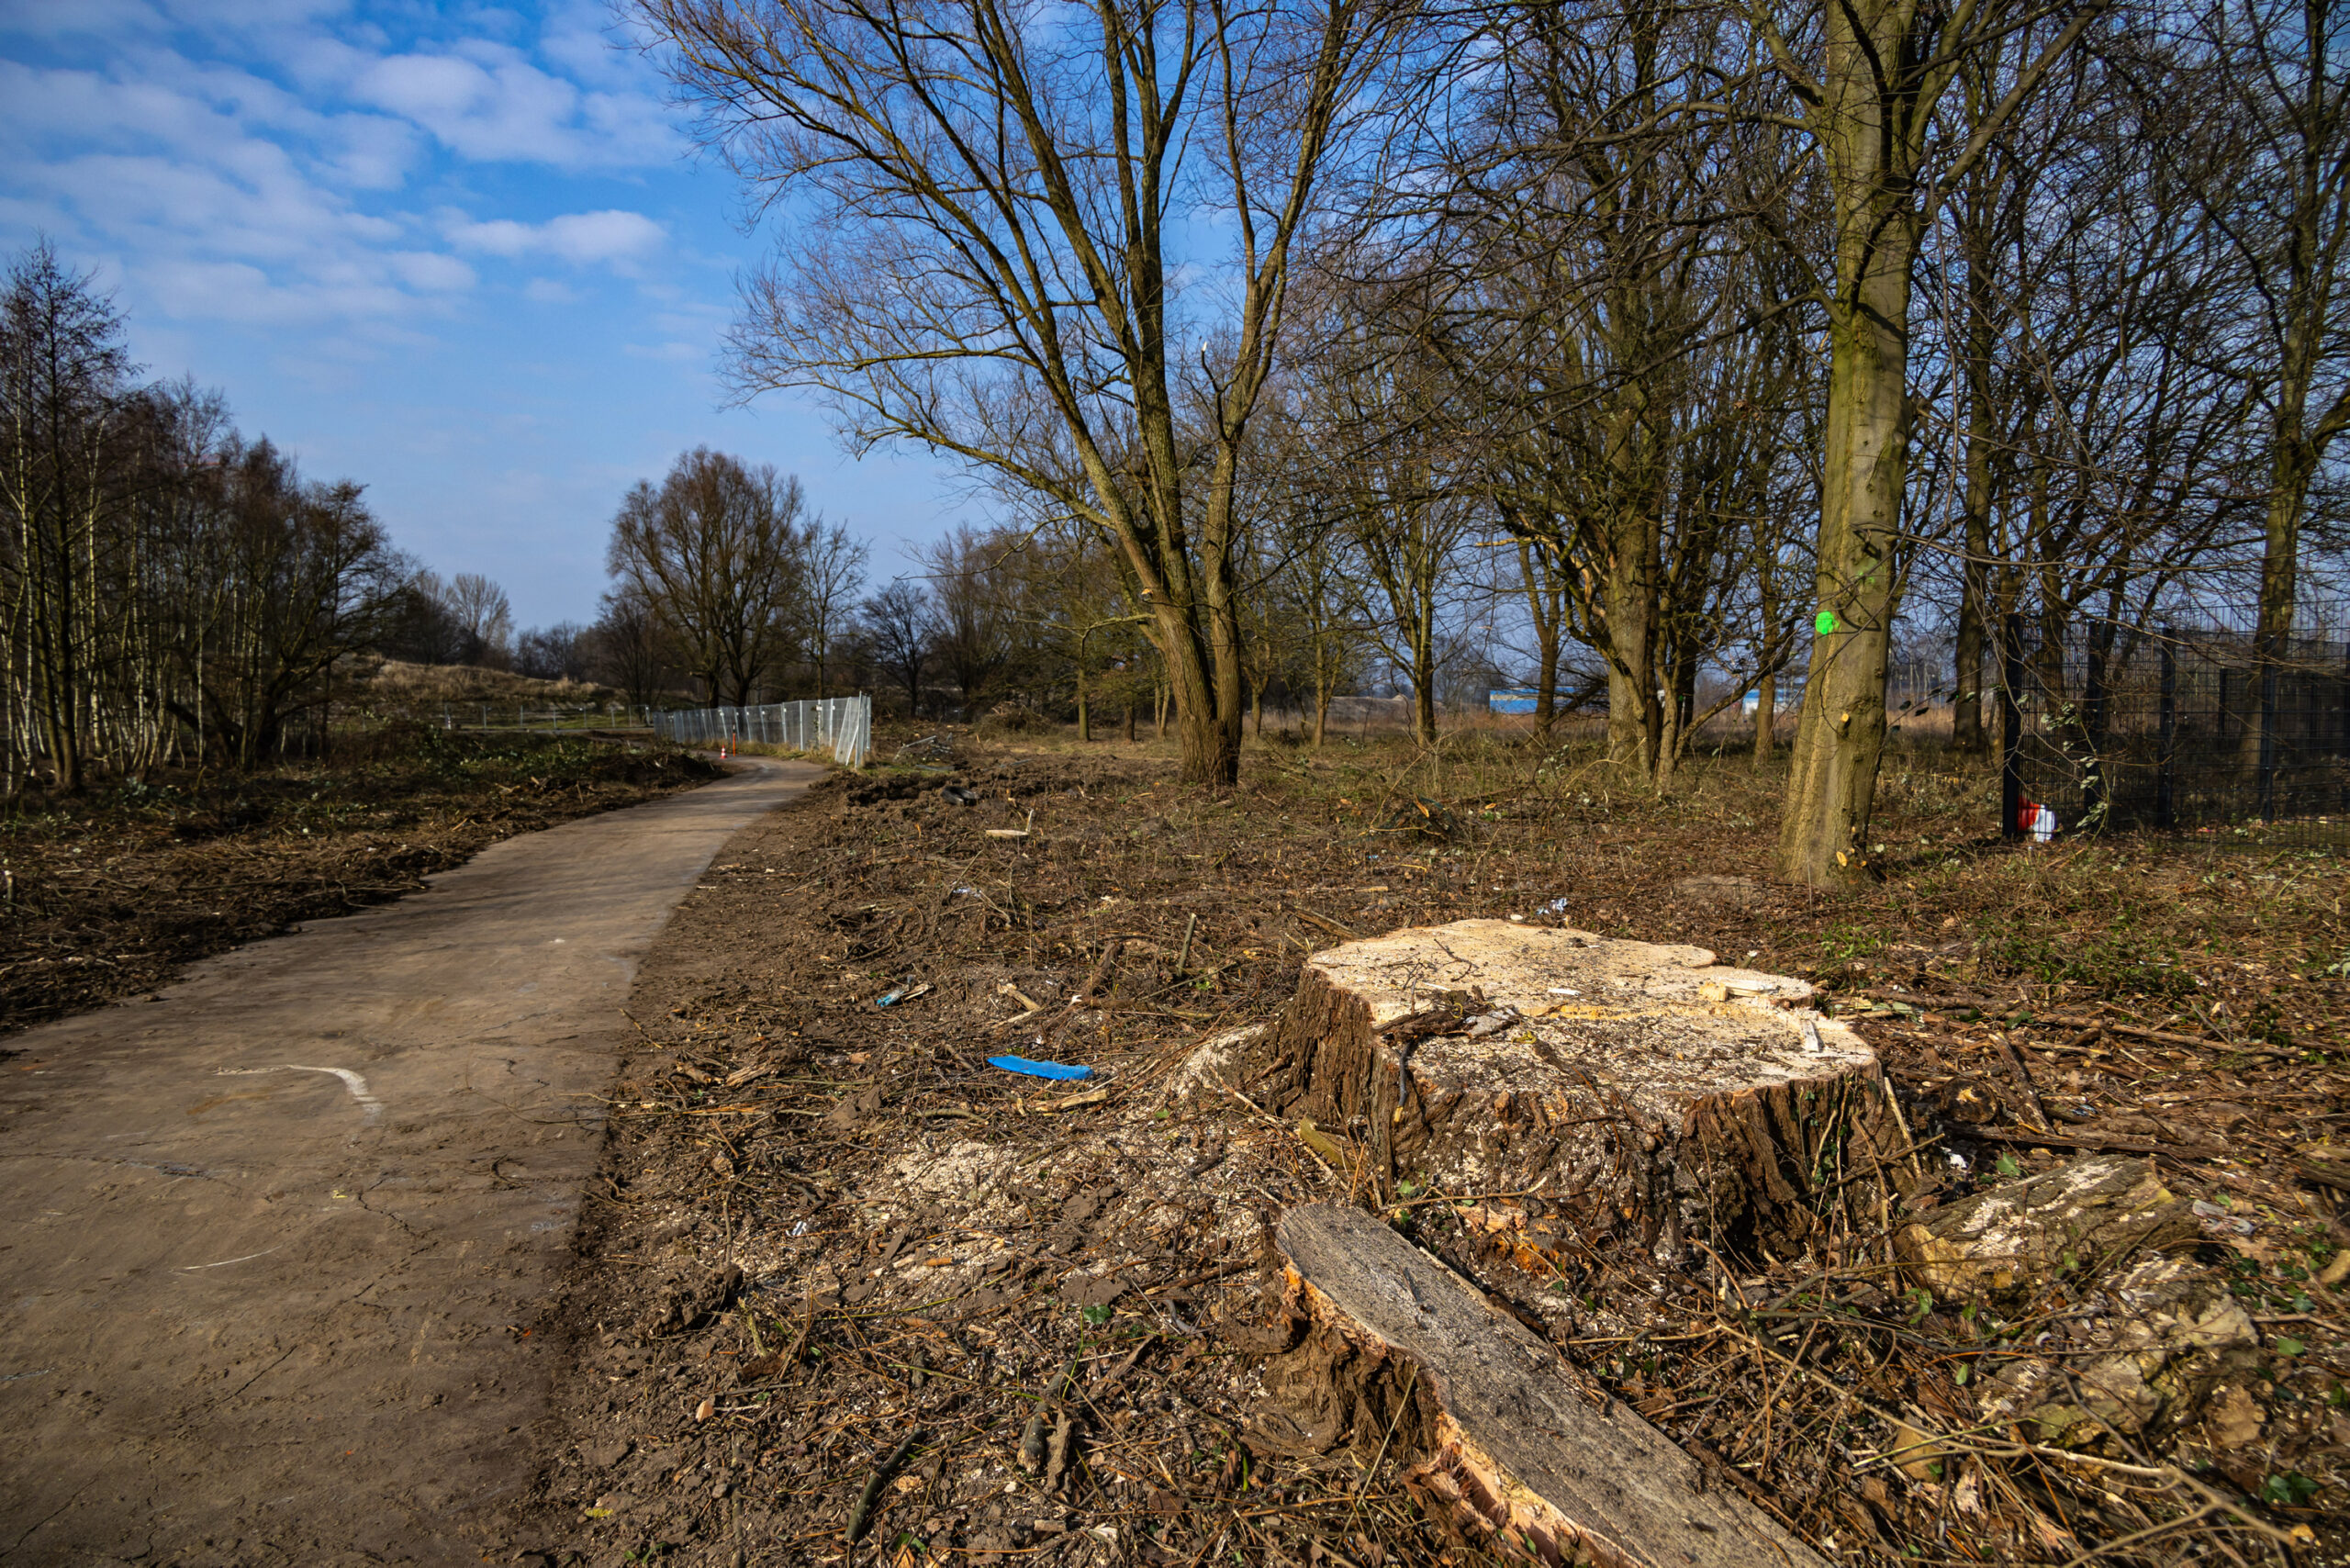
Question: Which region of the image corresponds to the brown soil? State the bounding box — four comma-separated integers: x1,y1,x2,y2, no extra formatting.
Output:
496,728,2350,1567
0,724,718,1037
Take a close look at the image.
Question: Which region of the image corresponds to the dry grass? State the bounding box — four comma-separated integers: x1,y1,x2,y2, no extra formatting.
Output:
347,656,625,708
500,720,2348,1567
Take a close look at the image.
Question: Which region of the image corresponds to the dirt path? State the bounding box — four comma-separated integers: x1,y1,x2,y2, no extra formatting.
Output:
0,756,820,1567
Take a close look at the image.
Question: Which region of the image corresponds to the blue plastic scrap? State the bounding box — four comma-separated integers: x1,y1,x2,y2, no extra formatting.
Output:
986,1056,1093,1081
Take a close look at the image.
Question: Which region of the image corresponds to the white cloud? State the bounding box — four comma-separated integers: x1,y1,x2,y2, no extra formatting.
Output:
0,0,704,342
388,251,476,292
448,208,665,267
344,43,677,169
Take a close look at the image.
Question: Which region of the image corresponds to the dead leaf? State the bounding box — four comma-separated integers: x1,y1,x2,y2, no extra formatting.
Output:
1297,1118,1352,1166
693,1396,715,1422
2210,1384,2264,1450
1889,1422,1942,1481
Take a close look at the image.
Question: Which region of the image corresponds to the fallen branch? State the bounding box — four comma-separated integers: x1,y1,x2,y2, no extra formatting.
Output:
1963,1126,2221,1160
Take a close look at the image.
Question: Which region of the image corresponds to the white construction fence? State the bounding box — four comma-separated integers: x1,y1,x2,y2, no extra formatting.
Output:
649,695,871,767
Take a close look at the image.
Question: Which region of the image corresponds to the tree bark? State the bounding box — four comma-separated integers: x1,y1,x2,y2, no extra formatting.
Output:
1261,1204,1830,1568
1776,276,1908,885
1601,488,1662,775
1524,537,1563,745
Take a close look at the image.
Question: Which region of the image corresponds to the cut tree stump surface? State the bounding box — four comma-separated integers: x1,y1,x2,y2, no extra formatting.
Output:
1276,1203,1826,1568
1248,920,1891,1258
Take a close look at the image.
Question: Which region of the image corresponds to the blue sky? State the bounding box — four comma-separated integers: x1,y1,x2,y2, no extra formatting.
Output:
0,0,973,628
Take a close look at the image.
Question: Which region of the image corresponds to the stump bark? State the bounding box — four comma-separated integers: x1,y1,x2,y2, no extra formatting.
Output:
1245,920,1896,1260
1271,1204,1827,1568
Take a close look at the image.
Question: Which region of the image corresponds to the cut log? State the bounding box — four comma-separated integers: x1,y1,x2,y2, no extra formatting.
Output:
1244,920,1894,1261
1893,1156,2197,1307
1272,1204,1826,1568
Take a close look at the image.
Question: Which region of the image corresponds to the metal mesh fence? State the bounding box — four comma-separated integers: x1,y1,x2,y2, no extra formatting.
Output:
2003,623,2349,847
649,695,871,768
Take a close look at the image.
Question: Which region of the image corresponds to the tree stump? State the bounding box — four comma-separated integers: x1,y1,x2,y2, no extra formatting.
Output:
1270,1204,1827,1568
1244,920,1896,1261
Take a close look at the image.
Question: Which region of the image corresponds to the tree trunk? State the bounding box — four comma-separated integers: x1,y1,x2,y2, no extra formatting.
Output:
1535,638,1559,743
1124,701,1136,743
1651,685,1683,795
2241,0,2350,775
1519,539,1561,744
2249,418,2313,774
1775,170,1918,885
1953,218,1997,756
1076,659,1090,742
1602,507,1659,774
1243,919,1895,1264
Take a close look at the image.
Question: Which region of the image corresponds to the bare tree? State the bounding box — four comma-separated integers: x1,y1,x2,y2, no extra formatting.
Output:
0,245,405,782
856,581,933,718
606,447,809,707
590,588,679,711
1754,0,2107,883
1271,498,1369,746
1003,521,1148,740
0,241,136,790
1354,0,1820,786
913,526,1018,720
799,519,868,696
1324,388,1480,745
2172,0,2350,738
439,573,514,669
156,438,407,768
635,0,1393,783
514,622,595,682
